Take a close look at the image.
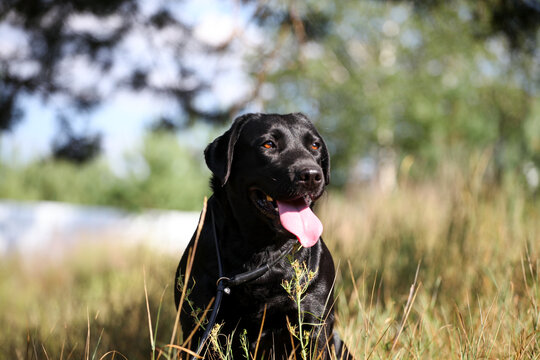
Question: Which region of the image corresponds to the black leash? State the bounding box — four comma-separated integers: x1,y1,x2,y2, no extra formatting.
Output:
192,204,297,358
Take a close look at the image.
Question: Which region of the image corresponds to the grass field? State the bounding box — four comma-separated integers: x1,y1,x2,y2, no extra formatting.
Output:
1,171,538,359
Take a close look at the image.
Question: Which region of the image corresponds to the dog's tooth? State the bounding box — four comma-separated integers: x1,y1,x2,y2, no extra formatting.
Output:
266,195,273,202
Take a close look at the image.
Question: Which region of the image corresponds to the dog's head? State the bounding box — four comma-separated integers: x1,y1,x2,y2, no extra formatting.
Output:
205,113,330,247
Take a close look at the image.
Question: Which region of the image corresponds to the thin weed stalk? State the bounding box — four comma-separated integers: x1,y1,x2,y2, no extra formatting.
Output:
86,308,91,360
144,267,155,358
391,262,422,352
282,258,319,360
164,344,202,359
169,197,208,358
253,304,267,360
98,350,129,360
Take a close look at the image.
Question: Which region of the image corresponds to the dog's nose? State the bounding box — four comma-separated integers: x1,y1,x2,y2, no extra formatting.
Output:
298,168,323,189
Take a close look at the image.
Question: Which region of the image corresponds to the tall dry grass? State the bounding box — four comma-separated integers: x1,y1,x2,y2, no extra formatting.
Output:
1,163,538,359
321,162,539,359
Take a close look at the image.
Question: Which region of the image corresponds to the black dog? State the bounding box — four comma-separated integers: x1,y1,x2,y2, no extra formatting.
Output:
174,113,351,359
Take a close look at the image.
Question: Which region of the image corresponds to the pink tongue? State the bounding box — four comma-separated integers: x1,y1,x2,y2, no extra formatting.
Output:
277,199,323,248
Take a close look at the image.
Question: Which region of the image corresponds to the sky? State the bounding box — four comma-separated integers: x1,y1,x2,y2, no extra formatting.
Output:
0,0,258,166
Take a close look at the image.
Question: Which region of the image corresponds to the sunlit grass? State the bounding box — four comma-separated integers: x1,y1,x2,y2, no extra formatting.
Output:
323,166,539,359
1,170,538,358
0,244,179,358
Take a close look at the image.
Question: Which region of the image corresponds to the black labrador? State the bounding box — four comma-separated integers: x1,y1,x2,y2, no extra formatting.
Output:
174,113,352,359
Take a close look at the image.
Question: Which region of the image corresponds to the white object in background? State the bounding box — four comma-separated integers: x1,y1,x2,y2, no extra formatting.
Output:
0,200,200,257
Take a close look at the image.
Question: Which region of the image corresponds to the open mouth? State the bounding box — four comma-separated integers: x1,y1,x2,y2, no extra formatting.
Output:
248,187,323,248
249,188,316,218
249,188,279,218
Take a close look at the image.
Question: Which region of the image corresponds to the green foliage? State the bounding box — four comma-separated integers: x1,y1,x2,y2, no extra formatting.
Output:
3,1,538,201
117,132,211,210
0,132,210,211
255,1,539,186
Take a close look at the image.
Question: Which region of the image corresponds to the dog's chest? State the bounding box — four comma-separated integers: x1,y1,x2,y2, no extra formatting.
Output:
220,279,299,331
219,260,291,304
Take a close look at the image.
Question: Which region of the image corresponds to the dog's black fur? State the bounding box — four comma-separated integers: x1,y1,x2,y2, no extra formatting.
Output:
174,113,352,359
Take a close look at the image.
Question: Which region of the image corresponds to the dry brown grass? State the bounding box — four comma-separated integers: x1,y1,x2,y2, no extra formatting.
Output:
1,168,538,359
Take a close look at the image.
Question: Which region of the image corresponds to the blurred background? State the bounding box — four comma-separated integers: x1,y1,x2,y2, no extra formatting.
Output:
0,0,539,358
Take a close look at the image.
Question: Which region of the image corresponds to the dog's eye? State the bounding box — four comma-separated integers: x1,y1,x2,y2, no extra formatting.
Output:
262,141,276,149
311,142,320,150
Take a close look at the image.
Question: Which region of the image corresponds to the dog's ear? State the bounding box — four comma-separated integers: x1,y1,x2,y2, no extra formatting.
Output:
204,114,253,186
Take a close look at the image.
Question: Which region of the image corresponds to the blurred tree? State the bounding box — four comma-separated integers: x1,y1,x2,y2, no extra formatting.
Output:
1,0,539,175
148,116,181,133
0,130,209,210
51,118,102,163
246,0,540,186
0,0,244,161
383,0,540,52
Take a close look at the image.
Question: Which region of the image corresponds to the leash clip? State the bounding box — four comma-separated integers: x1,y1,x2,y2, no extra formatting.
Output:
216,276,231,295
